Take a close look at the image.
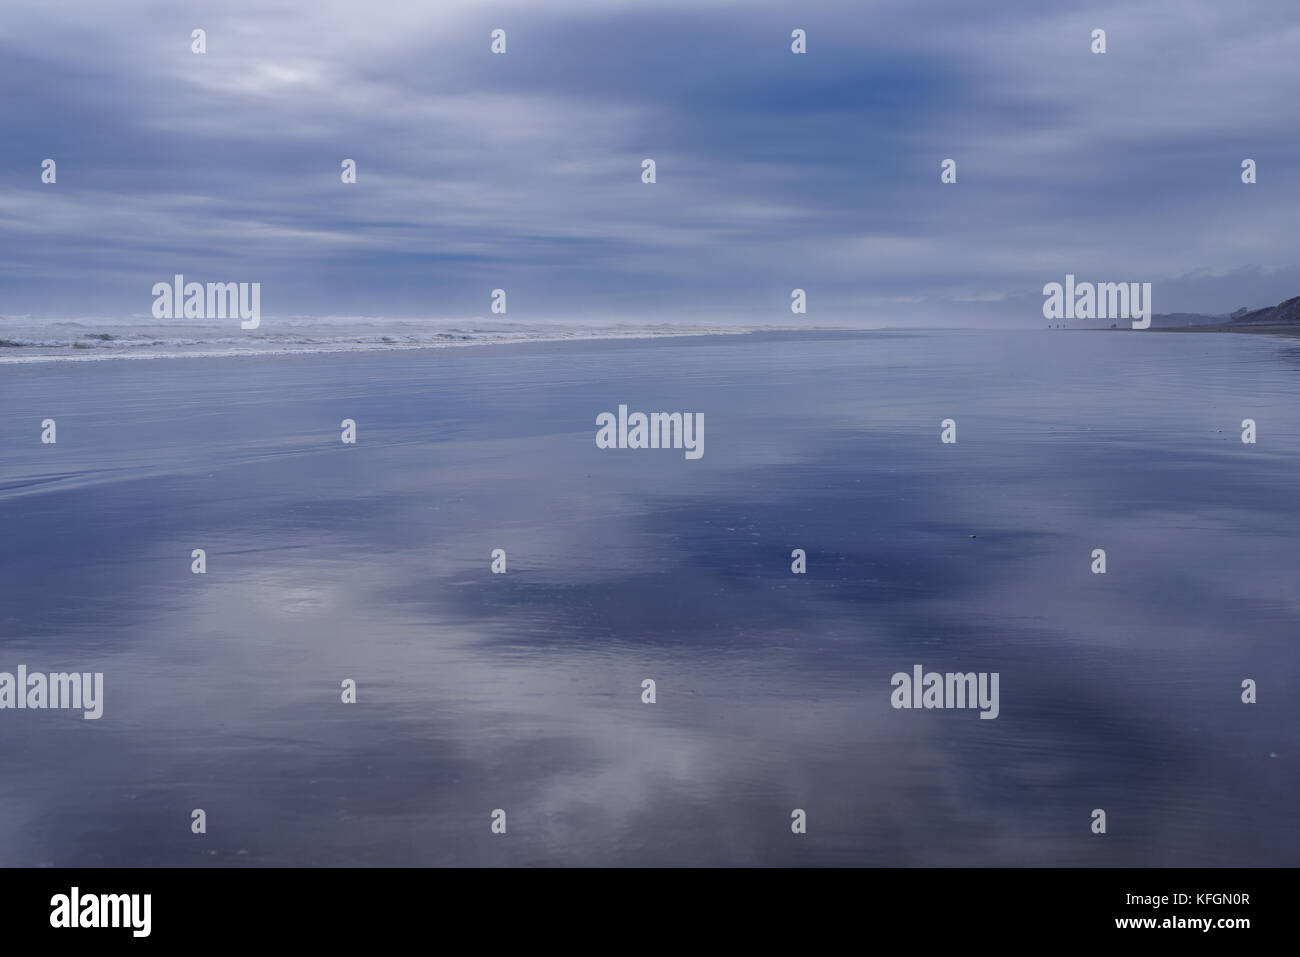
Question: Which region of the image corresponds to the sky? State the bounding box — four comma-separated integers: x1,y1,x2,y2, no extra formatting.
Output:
2,0,1299,326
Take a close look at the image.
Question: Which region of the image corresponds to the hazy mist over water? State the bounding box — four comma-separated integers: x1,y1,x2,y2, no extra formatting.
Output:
0,329,1296,865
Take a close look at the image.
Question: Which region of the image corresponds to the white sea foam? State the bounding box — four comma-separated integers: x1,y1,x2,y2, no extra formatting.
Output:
0,317,782,363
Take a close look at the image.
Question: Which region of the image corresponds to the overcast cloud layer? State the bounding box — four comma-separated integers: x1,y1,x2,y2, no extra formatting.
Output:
2,0,1298,325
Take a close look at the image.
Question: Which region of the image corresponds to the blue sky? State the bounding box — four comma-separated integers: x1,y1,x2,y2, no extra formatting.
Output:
2,0,1299,325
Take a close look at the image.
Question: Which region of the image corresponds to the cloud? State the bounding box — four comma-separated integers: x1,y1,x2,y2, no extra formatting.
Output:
2,0,1298,323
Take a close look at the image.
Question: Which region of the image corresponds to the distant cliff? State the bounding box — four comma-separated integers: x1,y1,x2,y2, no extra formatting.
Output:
1226,296,1300,326
1068,295,1300,332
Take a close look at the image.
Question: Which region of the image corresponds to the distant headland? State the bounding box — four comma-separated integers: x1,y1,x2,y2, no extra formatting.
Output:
1068,295,1300,337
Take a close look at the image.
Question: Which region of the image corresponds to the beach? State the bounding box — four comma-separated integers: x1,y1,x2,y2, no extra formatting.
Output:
0,328,1296,865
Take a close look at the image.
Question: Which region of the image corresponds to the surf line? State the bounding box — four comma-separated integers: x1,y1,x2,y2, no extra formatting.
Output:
151,274,261,330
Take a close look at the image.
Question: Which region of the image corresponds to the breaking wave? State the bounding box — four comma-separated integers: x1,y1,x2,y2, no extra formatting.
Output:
0,317,768,363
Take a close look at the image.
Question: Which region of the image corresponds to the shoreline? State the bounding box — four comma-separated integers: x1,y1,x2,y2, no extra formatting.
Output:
0,327,766,365
1079,323,1300,340
0,325,930,365
1146,323,1300,339
10,321,1300,365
